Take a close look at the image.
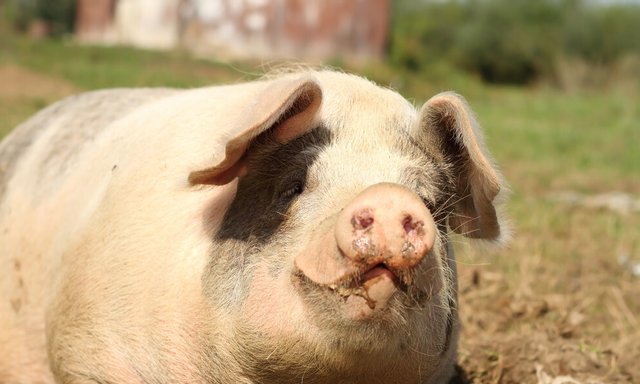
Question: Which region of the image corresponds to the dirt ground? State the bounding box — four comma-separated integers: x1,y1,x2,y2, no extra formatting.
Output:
0,65,77,99
1,64,637,384
0,65,79,137
456,262,638,384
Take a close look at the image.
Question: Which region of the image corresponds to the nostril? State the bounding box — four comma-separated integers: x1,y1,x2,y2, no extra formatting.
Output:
352,209,374,230
402,215,424,237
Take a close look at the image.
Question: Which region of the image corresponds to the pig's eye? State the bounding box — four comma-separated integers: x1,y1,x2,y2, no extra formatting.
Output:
279,183,304,199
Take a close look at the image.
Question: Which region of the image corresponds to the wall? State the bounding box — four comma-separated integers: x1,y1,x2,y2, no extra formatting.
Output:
75,0,390,60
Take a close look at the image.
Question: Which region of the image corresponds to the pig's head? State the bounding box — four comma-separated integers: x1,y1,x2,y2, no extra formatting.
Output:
190,71,506,384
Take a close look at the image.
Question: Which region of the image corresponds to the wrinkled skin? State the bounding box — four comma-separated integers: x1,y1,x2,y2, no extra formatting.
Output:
0,70,507,384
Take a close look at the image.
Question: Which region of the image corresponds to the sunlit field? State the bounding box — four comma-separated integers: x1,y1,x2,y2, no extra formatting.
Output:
1,34,638,383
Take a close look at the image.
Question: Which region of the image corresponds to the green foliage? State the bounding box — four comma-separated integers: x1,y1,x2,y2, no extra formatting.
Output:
390,0,640,85
455,0,563,83
5,0,76,36
389,0,468,71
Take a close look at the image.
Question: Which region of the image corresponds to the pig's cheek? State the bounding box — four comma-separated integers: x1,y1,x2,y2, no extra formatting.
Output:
414,252,444,299
242,264,320,339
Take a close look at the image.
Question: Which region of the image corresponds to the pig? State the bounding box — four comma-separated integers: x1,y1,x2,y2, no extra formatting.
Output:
0,69,507,384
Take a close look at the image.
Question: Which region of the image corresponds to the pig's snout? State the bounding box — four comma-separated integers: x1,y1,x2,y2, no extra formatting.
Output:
295,183,439,318
295,183,437,290
335,183,436,273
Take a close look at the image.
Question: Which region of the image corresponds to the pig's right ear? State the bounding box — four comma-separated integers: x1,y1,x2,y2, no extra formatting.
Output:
188,76,322,185
417,92,507,242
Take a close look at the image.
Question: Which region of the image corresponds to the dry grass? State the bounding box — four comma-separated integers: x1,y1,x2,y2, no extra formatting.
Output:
453,197,640,383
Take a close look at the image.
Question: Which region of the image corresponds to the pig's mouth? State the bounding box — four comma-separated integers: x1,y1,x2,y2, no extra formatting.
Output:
327,264,401,310
294,260,434,320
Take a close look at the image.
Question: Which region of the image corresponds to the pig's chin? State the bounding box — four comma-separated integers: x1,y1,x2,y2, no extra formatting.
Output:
329,265,399,320
294,263,429,322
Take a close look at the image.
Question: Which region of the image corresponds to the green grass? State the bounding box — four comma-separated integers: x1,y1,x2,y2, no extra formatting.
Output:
0,97,50,138
0,34,254,90
474,89,640,193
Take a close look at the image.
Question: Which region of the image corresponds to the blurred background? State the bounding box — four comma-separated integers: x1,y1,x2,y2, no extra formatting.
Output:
0,0,638,383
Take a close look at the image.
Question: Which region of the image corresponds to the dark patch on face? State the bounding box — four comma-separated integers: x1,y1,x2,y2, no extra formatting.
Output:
216,126,333,243
202,127,333,303
0,88,177,204
207,116,463,383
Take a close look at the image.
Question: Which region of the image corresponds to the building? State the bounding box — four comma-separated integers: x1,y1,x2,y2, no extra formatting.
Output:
75,0,391,61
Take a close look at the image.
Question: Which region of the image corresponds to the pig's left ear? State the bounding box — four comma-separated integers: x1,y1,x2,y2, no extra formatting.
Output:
188,76,322,185
417,92,506,241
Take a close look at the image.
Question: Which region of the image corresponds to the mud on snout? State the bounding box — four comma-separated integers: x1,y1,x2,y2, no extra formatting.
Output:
294,183,446,321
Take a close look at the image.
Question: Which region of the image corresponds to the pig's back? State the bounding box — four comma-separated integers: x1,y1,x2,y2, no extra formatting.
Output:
0,88,180,204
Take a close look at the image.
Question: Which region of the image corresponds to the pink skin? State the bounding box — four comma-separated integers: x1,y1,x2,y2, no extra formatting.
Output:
295,183,438,320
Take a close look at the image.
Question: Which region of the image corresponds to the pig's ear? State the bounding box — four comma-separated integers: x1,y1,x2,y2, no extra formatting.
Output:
188,76,322,185
418,92,506,241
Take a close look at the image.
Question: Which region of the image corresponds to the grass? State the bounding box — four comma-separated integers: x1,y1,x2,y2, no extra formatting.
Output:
0,32,257,137
0,33,253,89
0,32,638,383
475,90,640,193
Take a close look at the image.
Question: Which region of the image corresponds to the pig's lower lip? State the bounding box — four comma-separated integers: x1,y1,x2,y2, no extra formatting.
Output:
308,264,402,317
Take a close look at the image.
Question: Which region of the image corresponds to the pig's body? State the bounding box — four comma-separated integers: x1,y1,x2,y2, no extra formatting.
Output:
0,70,506,384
